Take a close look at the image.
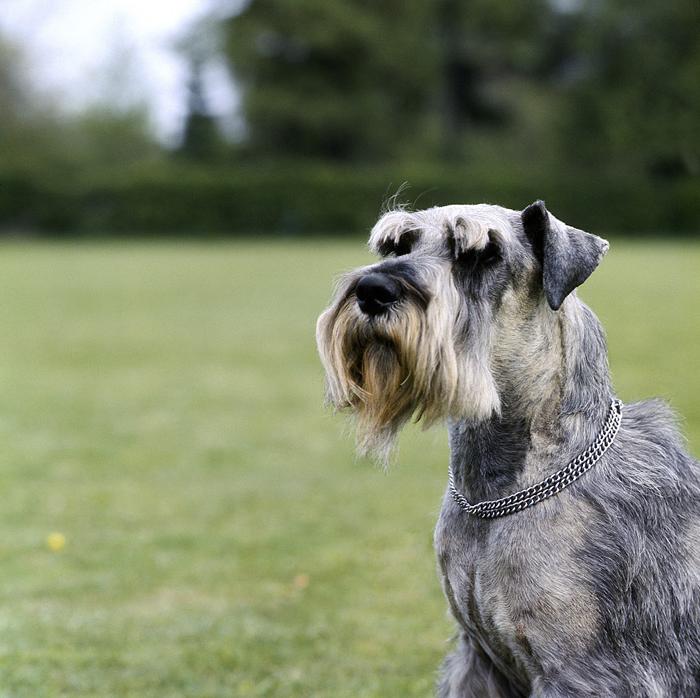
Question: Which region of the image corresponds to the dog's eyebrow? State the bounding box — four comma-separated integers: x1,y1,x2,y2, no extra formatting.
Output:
376,230,420,257
443,217,496,255
368,211,421,254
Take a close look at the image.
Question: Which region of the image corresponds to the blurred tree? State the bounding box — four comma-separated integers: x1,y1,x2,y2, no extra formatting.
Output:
66,105,160,171
0,30,160,176
222,0,556,162
0,33,63,169
0,35,32,122
561,0,700,178
176,17,225,161
72,24,161,170
223,0,440,161
180,55,223,161
436,0,550,153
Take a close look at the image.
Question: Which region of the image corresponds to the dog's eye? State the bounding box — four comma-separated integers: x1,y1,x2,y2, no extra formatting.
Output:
479,241,501,267
378,232,417,258
393,238,412,257
455,240,502,272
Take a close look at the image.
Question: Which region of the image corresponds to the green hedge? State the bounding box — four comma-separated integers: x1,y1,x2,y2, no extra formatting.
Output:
0,163,698,236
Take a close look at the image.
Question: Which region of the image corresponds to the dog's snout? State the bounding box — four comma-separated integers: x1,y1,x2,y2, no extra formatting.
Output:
356,273,401,316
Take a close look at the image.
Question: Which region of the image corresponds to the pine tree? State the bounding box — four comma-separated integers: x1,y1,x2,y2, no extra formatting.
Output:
224,0,440,161
180,56,222,161
222,0,553,162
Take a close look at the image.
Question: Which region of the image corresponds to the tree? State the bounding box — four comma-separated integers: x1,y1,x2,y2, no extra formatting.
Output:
561,0,700,178
221,0,558,162
180,55,223,161
0,29,160,175
435,0,554,159
176,16,225,161
223,0,440,161
0,33,64,170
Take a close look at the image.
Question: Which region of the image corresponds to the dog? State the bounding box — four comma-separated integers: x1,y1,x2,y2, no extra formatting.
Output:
316,201,700,696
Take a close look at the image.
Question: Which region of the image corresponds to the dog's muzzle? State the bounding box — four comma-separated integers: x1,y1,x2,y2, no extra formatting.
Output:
355,272,401,316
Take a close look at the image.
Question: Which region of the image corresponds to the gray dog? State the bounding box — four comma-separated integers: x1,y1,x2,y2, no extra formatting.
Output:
316,201,700,697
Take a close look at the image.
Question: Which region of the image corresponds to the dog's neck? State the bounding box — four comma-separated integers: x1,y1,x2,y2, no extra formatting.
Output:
449,297,613,502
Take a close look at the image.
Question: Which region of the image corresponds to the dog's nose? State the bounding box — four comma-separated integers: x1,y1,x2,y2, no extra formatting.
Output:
356,273,401,316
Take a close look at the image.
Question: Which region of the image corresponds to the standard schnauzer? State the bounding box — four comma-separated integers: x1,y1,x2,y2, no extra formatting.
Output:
316,201,700,697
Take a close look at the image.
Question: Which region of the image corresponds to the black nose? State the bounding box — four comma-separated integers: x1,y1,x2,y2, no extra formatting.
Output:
355,273,401,316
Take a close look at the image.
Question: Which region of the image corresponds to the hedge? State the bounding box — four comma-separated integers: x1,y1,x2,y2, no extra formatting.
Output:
0,163,698,236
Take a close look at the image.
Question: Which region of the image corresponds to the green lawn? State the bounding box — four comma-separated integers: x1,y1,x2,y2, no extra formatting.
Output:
0,238,697,697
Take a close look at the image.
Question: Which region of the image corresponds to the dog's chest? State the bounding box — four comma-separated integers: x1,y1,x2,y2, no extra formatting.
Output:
434,497,599,683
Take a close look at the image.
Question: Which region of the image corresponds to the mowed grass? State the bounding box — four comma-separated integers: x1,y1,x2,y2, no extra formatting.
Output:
0,238,697,697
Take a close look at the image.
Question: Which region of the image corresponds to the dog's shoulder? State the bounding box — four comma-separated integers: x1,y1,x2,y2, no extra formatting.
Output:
616,397,698,475
623,397,685,439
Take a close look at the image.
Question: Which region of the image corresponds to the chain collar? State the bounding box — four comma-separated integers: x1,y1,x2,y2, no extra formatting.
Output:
448,398,623,519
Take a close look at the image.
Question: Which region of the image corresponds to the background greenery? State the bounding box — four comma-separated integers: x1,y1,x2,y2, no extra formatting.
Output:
0,0,698,236
0,238,697,697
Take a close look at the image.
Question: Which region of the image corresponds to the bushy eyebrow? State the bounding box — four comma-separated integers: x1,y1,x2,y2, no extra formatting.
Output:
377,229,420,256
368,210,421,254
370,208,514,259
443,217,495,256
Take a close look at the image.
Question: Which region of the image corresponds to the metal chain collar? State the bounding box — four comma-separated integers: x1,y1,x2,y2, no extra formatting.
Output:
448,398,623,519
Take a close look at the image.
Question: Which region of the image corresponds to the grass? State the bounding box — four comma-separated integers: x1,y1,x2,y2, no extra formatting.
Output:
0,238,697,697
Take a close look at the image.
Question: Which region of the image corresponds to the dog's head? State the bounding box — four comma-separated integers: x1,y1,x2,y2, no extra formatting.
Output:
316,201,609,463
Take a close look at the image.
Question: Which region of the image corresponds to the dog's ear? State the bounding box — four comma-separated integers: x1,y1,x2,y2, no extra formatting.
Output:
521,200,609,311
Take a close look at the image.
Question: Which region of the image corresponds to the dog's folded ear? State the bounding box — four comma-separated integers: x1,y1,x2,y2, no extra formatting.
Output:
521,200,609,311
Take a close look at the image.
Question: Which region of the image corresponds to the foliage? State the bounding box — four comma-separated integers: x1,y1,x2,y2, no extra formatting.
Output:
0,35,65,171
223,0,561,161
560,0,700,178
1,3,699,235
0,162,698,236
178,38,226,162
0,32,161,176
221,0,700,180
225,0,441,161
64,107,162,171
0,239,697,695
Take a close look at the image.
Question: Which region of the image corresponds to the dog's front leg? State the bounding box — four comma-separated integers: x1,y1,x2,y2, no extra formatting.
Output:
437,633,525,698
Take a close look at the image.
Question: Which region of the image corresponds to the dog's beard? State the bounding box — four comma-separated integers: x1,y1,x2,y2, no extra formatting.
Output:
317,277,500,464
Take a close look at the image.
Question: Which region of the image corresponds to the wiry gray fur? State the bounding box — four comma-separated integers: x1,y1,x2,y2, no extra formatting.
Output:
317,201,700,697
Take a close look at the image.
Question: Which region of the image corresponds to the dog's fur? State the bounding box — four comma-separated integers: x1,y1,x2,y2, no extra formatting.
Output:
316,201,700,696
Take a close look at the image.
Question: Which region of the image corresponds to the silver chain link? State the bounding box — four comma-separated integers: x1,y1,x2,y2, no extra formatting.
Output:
448,399,623,519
